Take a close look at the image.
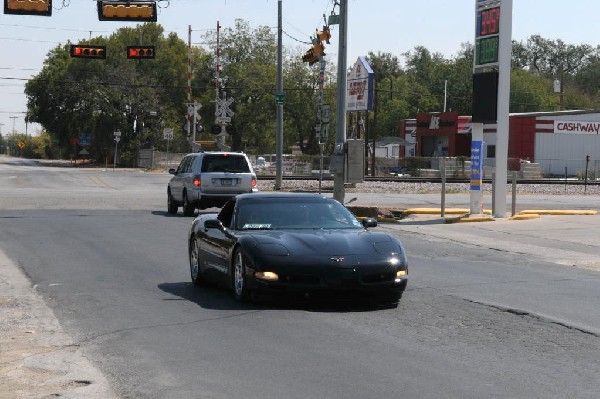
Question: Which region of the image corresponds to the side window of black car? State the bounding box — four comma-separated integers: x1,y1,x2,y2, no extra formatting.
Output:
217,200,235,228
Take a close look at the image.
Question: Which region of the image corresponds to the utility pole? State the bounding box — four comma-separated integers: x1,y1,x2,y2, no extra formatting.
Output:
186,25,193,148
10,116,18,134
332,0,348,203
275,0,283,190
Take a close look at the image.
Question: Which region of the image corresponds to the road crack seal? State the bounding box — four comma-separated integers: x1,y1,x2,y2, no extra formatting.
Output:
460,297,599,337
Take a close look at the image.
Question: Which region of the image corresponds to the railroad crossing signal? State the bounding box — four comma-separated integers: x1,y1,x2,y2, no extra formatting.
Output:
215,96,234,124
188,102,201,119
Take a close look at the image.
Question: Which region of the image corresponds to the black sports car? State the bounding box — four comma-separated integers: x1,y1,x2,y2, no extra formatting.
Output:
188,192,408,304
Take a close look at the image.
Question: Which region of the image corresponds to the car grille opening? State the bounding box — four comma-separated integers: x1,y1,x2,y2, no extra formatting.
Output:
361,272,395,284
282,274,320,285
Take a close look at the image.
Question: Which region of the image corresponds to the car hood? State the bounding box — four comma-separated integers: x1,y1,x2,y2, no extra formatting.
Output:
248,230,398,256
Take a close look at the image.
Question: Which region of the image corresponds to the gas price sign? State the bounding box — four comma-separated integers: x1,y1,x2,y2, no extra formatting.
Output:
475,36,499,65
477,7,500,37
474,2,500,67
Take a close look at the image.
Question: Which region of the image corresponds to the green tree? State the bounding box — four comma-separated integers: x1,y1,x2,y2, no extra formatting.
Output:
25,23,196,165
510,69,559,113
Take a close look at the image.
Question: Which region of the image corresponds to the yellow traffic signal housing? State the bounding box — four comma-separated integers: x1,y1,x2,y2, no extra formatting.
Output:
127,46,155,59
302,43,324,66
97,1,157,22
316,26,331,44
4,0,52,16
70,45,107,59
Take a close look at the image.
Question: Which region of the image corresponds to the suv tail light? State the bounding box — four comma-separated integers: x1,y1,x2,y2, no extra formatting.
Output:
252,177,257,188
193,175,201,187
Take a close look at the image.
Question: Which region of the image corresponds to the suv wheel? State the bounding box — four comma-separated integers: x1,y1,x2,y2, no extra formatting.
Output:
167,190,178,214
182,191,195,217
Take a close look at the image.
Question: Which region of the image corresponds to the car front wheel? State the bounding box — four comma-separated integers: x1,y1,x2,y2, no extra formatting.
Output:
189,238,203,286
232,248,250,302
182,191,195,217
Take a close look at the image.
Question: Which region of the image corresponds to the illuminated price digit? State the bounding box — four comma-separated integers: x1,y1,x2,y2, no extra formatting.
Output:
478,7,500,37
476,37,499,65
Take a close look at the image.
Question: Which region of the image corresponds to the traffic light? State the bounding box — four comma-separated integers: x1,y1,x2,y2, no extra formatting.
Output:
4,0,52,16
302,43,325,66
97,1,157,22
315,26,331,45
127,46,155,59
301,26,330,66
70,45,107,59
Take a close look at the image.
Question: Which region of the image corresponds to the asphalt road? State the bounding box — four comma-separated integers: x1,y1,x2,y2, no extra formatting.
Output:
1,156,599,398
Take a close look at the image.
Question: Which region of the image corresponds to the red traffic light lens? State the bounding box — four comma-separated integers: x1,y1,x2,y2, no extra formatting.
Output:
126,46,155,59
70,45,106,59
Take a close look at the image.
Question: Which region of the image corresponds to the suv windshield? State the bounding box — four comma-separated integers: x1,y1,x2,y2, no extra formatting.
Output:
201,154,251,173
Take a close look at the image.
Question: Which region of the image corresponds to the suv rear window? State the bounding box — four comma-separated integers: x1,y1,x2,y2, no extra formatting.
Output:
200,154,251,173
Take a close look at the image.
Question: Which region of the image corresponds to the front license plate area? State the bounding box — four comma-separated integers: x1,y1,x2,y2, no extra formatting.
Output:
325,268,359,286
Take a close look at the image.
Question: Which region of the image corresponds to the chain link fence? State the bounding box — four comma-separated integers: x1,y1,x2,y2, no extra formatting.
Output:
138,149,599,181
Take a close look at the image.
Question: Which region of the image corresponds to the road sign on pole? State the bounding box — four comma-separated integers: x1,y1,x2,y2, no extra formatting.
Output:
163,128,174,140
275,92,285,105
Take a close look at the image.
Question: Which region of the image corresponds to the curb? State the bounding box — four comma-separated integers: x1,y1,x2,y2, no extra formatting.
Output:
402,208,493,216
444,215,495,224
510,214,541,221
518,210,598,216
349,206,598,224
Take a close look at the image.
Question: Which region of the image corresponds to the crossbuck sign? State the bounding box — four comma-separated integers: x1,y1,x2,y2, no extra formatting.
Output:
215,96,234,124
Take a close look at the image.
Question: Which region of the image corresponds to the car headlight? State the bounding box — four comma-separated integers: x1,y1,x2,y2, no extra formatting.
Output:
255,271,279,281
395,270,407,283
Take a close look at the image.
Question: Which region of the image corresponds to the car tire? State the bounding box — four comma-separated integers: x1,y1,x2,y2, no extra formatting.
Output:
232,247,250,302
182,191,195,217
167,189,178,214
189,238,203,287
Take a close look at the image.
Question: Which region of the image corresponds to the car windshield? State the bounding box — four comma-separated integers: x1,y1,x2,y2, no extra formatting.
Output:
201,154,251,173
235,197,363,230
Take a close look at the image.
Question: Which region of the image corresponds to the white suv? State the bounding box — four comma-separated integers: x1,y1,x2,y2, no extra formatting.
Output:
167,151,258,216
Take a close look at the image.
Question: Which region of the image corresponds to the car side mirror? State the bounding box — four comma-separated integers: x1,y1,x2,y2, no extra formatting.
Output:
362,218,378,228
168,168,176,175
204,219,223,231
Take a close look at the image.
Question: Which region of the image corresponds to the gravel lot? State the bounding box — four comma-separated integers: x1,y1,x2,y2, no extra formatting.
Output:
257,179,600,196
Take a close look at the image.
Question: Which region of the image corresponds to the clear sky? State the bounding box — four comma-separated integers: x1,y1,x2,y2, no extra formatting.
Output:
1,0,598,135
